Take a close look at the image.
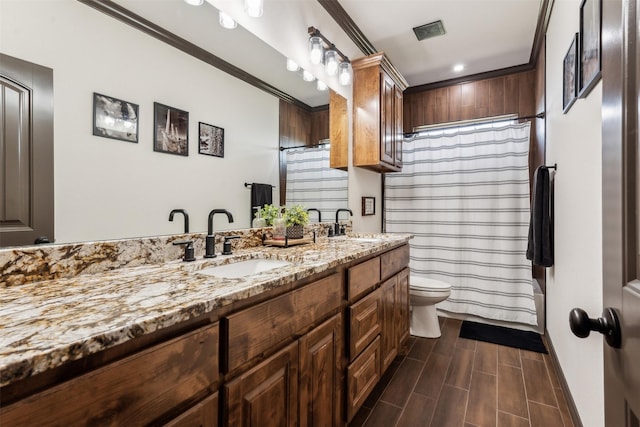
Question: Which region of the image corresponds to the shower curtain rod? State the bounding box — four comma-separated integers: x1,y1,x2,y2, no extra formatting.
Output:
279,142,329,151
406,112,546,137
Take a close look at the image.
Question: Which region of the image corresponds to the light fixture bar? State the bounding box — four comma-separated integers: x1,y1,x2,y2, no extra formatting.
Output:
307,26,350,64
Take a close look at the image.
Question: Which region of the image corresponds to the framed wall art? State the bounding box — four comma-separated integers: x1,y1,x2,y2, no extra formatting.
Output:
578,0,602,97
92,92,139,143
563,33,578,114
362,196,375,216
198,122,224,158
153,102,189,156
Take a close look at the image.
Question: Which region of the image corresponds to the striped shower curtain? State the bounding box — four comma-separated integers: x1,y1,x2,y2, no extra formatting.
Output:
385,122,537,326
285,145,348,220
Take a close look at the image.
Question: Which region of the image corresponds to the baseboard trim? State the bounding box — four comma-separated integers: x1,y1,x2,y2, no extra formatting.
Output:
544,329,584,427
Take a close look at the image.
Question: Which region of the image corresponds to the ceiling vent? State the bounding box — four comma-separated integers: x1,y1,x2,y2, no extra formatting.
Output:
413,20,446,41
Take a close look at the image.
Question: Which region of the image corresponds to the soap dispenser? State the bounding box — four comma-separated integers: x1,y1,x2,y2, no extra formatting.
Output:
252,206,267,228
272,207,286,240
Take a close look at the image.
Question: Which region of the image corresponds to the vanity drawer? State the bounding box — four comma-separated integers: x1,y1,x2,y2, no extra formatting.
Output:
348,287,381,361
380,244,410,280
225,272,341,372
164,392,218,427
346,336,381,422
0,324,219,426
347,256,381,302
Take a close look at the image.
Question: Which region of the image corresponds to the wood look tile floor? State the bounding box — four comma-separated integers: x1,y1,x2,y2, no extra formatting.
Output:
349,317,575,427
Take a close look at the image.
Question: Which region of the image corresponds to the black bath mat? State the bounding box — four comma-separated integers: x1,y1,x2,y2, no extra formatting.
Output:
459,321,548,354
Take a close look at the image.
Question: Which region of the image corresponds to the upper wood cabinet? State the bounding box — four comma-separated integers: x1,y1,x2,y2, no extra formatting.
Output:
352,53,408,173
329,89,348,170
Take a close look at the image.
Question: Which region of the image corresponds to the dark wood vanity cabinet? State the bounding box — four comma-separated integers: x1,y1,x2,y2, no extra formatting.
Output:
352,53,408,173
345,244,410,421
0,324,220,426
1,244,410,426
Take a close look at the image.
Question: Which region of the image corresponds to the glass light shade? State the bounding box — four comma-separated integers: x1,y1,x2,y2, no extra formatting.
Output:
308,36,323,65
338,62,351,86
184,0,204,5
244,0,263,17
302,70,315,82
325,50,339,76
317,80,328,91
286,58,299,72
219,11,237,29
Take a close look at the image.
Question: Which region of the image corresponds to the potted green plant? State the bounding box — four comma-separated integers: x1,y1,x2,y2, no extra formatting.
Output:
283,205,309,239
257,204,279,226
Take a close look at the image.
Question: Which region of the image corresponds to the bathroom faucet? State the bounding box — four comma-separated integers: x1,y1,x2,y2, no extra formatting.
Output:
205,209,234,258
168,209,189,233
307,208,322,223
334,208,353,235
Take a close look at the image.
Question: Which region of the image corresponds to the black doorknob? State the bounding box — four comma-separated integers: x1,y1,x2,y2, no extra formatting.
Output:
569,307,621,348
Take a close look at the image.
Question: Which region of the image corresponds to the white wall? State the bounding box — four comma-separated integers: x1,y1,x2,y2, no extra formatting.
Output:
545,1,604,425
0,0,280,244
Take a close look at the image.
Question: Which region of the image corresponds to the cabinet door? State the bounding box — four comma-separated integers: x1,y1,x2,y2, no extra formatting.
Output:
223,342,298,427
346,336,381,422
299,314,342,427
380,276,398,372
380,73,395,166
396,268,410,352
348,288,381,361
164,392,218,427
394,85,403,168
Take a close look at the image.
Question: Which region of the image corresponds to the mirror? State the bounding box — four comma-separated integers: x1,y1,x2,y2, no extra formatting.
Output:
0,0,347,247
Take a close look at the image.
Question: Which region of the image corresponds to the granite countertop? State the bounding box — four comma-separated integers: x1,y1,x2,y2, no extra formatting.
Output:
0,233,411,388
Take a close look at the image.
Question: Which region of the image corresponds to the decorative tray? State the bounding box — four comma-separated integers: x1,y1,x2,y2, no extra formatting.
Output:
262,232,316,248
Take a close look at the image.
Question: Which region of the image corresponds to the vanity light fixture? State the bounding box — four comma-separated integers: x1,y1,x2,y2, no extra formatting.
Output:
338,62,351,86
317,80,328,91
302,70,315,82
244,0,263,17
219,11,237,29
324,49,339,76
184,0,204,5
308,27,351,86
309,36,323,65
286,58,300,72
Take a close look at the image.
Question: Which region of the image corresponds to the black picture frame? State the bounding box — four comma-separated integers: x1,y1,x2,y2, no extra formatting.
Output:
92,92,139,143
578,0,602,98
198,122,224,158
563,33,579,114
362,197,375,216
153,102,189,156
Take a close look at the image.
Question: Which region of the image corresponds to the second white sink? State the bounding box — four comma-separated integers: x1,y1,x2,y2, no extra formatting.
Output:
197,259,292,279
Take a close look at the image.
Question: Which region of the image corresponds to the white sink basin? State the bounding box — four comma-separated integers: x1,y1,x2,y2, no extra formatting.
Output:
197,259,292,279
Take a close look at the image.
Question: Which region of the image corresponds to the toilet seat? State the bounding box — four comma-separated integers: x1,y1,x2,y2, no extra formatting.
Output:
410,277,451,291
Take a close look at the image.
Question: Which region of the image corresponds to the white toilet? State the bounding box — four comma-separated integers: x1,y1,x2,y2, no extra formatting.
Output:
410,276,452,338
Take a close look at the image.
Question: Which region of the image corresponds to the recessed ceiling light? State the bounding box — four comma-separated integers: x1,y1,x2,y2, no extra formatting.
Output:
453,64,464,72
184,0,204,5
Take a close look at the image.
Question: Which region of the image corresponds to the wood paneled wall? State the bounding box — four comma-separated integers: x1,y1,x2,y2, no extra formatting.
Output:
403,70,536,131
278,100,329,203
403,68,547,286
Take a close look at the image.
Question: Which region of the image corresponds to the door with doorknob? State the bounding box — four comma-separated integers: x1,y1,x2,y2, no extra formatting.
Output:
571,0,640,425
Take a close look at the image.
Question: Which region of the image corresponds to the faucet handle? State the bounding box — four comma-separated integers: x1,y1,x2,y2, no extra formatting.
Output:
172,240,196,262
222,236,241,255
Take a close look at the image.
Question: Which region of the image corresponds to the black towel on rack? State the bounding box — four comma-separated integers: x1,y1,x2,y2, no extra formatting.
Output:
250,183,273,223
526,166,553,267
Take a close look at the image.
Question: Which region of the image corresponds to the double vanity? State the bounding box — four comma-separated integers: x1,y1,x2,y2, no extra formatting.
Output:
0,229,411,426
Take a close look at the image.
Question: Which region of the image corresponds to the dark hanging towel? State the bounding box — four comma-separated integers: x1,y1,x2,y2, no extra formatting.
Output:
526,166,553,267
250,183,273,223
